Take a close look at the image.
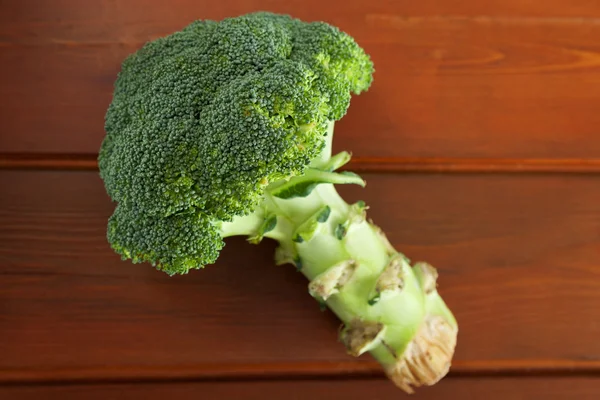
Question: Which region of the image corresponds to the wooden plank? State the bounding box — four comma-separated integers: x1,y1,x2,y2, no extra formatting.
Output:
3,0,600,44
5,154,600,174
1,377,599,399
1,171,600,382
2,4,600,157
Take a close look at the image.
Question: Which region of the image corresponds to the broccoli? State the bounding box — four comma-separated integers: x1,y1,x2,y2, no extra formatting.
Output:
98,11,458,393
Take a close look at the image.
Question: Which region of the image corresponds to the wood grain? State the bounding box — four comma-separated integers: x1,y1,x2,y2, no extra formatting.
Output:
2,1,600,157
5,154,600,174
1,170,600,382
3,0,600,44
2,377,600,400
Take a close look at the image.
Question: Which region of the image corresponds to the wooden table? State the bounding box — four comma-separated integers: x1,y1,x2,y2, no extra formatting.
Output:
1,1,600,398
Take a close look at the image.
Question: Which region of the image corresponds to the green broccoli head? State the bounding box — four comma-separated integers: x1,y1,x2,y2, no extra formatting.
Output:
99,12,374,274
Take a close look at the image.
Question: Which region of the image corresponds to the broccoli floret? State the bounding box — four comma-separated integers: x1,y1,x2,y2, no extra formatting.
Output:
99,12,373,273
107,203,223,275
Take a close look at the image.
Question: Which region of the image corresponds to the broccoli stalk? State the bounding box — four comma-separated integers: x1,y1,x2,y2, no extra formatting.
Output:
98,11,458,393
221,121,457,393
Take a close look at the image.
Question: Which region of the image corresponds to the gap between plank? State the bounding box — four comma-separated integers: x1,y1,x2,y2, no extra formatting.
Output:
2,154,600,174
1,360,599,385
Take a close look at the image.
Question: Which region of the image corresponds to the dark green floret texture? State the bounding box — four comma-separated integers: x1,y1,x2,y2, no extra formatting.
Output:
98,12,374,274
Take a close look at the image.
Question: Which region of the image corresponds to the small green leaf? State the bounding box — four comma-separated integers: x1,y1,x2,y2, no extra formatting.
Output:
335,223,347,240
318,299,328,311
317,205,331,223
248,214,278,244
294,256,303,271
270,169,365,199
271,181,319,199
323,151,351,172
293,205,330,243
340,171,361,179
293,234,304,243
368,294,381,306
262,215,277,234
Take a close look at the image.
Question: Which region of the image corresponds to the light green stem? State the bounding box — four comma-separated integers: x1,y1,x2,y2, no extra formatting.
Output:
220,121,458,393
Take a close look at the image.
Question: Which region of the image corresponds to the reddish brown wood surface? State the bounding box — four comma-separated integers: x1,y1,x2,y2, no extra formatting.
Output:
2,1,600,157
4,0,600,43
2,0,600,396
1,171,599,383
6,154,600,174
2,377,600,399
